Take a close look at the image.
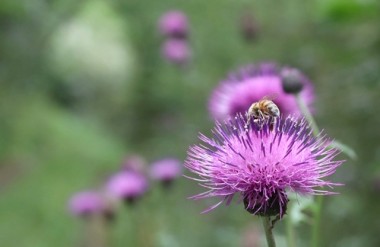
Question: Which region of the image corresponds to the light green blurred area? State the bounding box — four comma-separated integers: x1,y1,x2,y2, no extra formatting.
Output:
0,0,380,246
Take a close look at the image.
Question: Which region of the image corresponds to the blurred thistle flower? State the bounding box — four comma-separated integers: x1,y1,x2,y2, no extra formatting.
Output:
68,191,108,218
122,155,147,174
158,10,189,39
150,158,182,187
185,115,343,217
106,171,148,204
162,39,191,66
209,63,314,120
239,12,259,42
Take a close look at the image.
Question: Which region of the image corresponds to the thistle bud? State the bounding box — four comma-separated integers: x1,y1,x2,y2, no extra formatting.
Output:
122,155,146,174
240,13,258,42
281,68,304,94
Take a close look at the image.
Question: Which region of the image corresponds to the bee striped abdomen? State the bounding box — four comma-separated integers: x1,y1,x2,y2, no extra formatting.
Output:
245,98,280,131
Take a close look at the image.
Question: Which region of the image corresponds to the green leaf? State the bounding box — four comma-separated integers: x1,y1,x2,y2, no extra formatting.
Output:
288,193,314,225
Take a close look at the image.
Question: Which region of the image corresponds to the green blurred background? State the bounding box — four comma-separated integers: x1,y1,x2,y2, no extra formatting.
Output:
1,0,380,246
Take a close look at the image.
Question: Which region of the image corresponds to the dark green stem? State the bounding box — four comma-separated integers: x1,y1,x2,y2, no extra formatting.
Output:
262,217,276,247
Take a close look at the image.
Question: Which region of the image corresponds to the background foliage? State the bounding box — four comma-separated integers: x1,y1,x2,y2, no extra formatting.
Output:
1,0,380,246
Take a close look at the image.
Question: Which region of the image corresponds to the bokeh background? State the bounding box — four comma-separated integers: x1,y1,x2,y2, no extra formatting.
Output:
1,0,380,246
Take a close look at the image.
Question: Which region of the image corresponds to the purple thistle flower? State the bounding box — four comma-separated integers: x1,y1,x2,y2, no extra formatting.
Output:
106,171,148,204
185,115,343,217
158,10,189,38
150,158,182,186
209,63,314,120
68,191,106,217
161,39,191,66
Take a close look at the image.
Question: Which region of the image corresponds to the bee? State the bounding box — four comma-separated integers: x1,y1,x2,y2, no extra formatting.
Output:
245,96,280,131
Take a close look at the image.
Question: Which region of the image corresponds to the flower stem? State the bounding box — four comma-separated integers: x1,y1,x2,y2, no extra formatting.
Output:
295,93,322,247
84,215,108,247
286,217,296,247
295,94,320,136
262,217,276,247
311,196,323,247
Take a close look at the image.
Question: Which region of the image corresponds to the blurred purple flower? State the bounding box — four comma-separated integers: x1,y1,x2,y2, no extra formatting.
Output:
68,191,106,217
185,115,343,217
209,63,314,120
150,158,182,184
106,171,148,204
122,155,146,174
162,39,190,65
158,10,189,38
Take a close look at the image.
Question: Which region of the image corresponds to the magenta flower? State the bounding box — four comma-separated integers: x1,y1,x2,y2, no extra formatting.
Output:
150,158,182,184
162,39,190,65
68,191,106,217
106,171,148,204
158,10,189,38
185,115,343,217
209,63,314,120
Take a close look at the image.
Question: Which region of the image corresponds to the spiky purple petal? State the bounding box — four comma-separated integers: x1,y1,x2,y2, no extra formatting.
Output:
185,115,343,217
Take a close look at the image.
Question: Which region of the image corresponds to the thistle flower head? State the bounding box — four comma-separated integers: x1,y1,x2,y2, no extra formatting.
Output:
162,39,190,65
185,115,343,217
68,191,106,217
150,158,182,184
209,63,314,120
158,10,189,38
106,171,148,204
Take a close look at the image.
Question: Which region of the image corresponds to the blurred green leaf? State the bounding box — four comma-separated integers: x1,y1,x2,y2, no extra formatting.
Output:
288,193,314,225
316,0,378,22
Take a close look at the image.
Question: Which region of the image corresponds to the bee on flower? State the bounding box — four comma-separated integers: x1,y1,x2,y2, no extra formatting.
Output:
185,114,343,218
